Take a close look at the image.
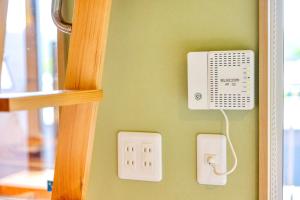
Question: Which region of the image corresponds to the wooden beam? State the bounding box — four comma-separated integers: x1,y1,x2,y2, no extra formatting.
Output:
0,0,8,89
57,31,67,89
52,0,111,199
0,90,102,111
0,185,51,199
25,0,39,92
25,0,42,169
259,0,269,199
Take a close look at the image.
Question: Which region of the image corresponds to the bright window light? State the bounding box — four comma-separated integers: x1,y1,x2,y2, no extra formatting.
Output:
1,61,13,90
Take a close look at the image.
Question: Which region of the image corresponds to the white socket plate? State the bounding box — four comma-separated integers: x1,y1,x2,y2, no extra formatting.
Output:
118,131,162,182
197,134,227,185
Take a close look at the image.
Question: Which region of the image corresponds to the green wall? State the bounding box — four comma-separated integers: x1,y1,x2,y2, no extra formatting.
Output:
87,0,258,199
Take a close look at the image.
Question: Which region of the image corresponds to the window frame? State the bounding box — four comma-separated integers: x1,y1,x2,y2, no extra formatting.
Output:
259,0,284,199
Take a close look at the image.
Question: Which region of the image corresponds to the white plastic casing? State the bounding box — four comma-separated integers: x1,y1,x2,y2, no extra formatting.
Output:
118,132,162,182
188,50,255,110
197,134,227,185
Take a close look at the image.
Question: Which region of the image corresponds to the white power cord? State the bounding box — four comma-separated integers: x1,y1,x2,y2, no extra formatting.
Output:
207,109,238,176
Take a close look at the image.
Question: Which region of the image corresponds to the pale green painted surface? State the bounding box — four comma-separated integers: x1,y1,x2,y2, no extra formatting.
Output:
87,0,258,199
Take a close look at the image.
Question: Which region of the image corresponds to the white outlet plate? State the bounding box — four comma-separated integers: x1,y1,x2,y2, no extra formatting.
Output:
197,134,227,185
118,131,162,182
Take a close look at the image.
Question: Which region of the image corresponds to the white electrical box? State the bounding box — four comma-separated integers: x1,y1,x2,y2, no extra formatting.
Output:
197,134,227,185
187,50,255,110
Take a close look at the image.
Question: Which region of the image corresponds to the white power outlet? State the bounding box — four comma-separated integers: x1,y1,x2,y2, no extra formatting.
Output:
118,132,162,182
124,143,137,168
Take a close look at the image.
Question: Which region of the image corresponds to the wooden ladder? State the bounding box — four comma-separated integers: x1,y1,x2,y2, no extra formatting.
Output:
0,0,112,199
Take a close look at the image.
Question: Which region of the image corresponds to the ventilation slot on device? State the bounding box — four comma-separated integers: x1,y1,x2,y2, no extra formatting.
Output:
208,51,253,110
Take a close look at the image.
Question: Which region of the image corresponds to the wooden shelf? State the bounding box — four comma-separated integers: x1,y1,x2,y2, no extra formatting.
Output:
0,90,103,111
0,170,53,199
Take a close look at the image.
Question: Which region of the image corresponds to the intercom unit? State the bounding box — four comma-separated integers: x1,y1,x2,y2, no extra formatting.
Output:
187,50,255,110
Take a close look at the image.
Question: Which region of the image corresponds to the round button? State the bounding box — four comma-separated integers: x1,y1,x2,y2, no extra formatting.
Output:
194,93,202,101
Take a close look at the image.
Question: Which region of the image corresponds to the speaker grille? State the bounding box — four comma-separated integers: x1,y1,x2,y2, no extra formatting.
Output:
208,51,254,110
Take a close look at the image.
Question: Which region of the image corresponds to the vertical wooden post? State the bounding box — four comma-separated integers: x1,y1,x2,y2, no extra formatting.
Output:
25,0,41,151
259,0,269,199
26,0,38,93
57,31,66,89
0,0,8,89
52,0,111,199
